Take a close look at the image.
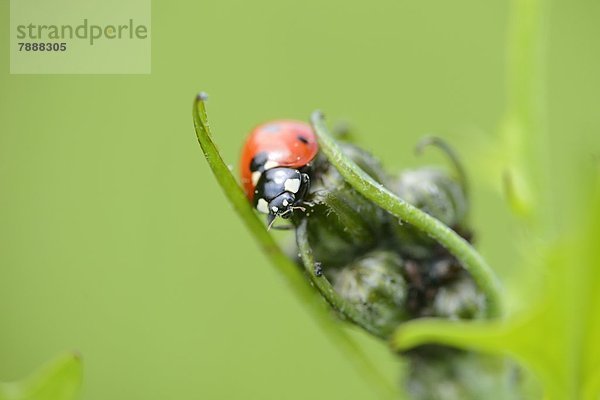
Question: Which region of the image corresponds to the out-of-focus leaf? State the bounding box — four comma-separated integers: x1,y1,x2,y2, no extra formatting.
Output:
463,0,547,225
581,195,600,399
393,194,600,399
391,1,600,395
0,353,82,400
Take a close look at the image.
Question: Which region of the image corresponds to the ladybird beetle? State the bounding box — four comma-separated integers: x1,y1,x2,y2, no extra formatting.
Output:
240,120,318,224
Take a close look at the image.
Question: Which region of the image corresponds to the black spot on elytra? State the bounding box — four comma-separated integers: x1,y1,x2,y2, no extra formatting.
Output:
297,135,309,144
250,152,268,172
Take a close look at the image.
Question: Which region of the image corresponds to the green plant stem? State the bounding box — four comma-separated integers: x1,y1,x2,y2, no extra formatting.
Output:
192,94,397,399
415,136,469,200
500,0,547,221
311,111,503,319
505,0,545,143
296,219,387,339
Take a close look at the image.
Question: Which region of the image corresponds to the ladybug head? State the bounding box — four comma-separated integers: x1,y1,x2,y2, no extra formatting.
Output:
267,192,296,218
256,185,306,221
262,192,301,228
253,167,311,228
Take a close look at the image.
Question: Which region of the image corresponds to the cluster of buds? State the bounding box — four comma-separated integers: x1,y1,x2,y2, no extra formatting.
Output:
297,140,482,330
290,139,514,399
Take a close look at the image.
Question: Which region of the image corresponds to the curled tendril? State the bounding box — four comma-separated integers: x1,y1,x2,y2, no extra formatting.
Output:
415,135,469,200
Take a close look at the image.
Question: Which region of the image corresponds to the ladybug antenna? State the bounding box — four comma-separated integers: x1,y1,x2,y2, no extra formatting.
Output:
266,213,277,231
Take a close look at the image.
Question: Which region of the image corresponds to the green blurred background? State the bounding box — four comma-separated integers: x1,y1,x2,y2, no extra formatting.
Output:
1,0,598,399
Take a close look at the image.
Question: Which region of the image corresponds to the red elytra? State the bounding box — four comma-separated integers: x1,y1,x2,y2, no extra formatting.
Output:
240,120,318,200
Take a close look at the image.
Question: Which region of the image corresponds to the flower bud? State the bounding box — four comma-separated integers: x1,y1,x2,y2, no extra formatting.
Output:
390,168,469,259
431,276,485,319
404,347,519,400
402,256,486,318
331,250,409,336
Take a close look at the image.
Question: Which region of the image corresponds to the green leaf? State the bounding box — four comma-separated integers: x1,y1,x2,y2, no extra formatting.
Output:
0,353,82,400
192,94,397,399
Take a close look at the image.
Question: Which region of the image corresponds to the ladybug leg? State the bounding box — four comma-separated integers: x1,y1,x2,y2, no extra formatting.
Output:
294,173,311,205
